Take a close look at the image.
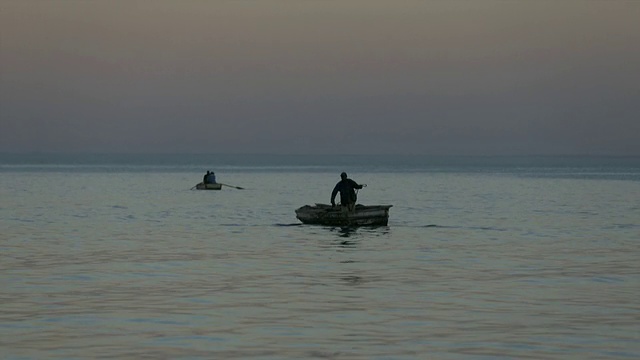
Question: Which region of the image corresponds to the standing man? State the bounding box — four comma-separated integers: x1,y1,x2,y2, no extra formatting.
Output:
331,172,364,212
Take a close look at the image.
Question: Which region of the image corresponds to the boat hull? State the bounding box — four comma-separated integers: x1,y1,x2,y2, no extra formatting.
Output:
195,182,222,190
295,204,392,226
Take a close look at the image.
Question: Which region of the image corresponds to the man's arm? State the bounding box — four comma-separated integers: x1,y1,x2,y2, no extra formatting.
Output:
331,184,339,206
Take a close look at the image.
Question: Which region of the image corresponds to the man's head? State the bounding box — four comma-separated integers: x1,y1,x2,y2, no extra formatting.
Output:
340,172,347,179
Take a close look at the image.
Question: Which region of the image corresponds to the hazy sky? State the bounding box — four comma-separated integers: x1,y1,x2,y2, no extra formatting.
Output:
1,0,639,155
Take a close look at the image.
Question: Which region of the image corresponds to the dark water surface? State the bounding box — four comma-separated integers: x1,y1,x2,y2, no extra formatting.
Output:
1,155,639,359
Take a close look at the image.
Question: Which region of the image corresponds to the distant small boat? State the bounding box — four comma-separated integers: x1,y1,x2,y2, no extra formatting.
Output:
295,203,392,226
194,182,222,190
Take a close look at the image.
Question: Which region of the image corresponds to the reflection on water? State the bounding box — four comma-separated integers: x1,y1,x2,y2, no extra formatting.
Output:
335,239,357,248
335,226,357,238
339,275,364,286
1,170,639,359
331,227,359,249
330,226,391,248
330,225,390,238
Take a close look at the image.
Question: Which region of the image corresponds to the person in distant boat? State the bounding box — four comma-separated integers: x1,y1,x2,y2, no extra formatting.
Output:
331,172,364,212
207,171,216,184
203,170,211,184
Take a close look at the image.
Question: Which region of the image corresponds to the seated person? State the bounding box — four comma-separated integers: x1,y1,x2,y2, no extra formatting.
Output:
207,171,216,184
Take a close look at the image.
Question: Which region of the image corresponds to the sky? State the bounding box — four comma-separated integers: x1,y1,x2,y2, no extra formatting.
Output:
1,0,639,155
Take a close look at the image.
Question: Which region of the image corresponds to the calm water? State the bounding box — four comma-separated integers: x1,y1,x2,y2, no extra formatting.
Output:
1,155,639,359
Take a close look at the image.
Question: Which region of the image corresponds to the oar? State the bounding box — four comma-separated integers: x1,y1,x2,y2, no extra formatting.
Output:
220,183,244,190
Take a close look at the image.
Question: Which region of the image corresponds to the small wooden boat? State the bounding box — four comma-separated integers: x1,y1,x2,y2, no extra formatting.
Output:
194,182,222,190
295,203,392,226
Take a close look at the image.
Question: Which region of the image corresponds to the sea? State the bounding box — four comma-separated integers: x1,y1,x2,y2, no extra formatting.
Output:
1,154,639,359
